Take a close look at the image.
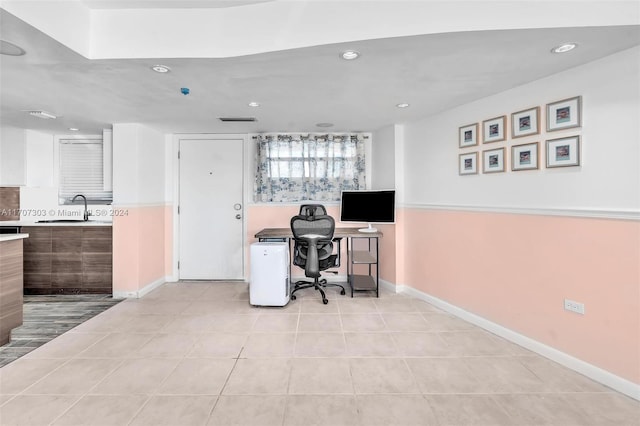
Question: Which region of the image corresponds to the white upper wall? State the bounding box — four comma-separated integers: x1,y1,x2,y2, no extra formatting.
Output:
401,46,640,213
112,123,166,205
371,125,395,190
0,126,25,186
2,1,638,59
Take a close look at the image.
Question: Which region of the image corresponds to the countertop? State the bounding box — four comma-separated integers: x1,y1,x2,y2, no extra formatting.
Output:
0,220,112,227
0,233,29,242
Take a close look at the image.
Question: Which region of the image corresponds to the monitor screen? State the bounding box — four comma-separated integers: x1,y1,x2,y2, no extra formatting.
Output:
340,190,396,225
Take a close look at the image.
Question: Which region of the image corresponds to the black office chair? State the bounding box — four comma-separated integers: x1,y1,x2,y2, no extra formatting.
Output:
290,212,346,304
298,204,335,262
299,204,327,217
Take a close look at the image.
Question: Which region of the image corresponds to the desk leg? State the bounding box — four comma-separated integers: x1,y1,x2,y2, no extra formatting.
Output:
375,236,379,297
347,237,353,297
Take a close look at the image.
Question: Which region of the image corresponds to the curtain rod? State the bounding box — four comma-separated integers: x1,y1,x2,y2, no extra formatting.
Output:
251,134,369,139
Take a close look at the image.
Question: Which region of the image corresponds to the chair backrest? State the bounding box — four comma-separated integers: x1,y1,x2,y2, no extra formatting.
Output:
290,214,335,243
291,214,336,277
299,204,327,218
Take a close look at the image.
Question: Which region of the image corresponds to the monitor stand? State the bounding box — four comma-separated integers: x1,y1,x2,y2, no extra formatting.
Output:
358,223,378,233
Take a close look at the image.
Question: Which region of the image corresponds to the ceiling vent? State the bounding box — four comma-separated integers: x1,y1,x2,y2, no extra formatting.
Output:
27,110,57,119
218,117,257,122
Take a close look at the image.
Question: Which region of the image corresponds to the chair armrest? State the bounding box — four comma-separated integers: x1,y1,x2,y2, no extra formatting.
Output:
332,238,342,268
299,234,324,278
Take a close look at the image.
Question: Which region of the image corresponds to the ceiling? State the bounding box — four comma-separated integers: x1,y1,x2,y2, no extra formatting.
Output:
0,4,639,136
82,0,273,8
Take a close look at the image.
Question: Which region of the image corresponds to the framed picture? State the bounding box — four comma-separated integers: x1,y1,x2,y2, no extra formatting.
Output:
482,147,505,173
459,152,478,175
482,116,506,143
459,123,478,148
511,107,540,138
546,96,581,131
512,142,539,171
546,136,580,168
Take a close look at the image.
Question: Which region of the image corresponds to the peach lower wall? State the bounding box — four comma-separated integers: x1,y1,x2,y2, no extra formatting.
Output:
246,205,341,279
376,223,396,284
247,203,639,383
113,205,171,294
246,204,397,283
401,207,640,384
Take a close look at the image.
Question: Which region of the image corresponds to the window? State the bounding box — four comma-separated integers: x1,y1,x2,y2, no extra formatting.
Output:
255,134,366,202
59,139,113,204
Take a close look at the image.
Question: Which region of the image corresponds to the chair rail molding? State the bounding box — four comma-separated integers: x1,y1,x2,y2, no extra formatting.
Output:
400,203,640,221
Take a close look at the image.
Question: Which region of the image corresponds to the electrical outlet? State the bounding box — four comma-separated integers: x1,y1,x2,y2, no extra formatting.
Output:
564,299,585,315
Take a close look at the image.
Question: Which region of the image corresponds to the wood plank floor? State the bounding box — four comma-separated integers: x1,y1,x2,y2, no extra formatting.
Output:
0,294,122,367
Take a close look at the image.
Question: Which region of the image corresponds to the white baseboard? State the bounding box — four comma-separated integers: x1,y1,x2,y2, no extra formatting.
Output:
395,283,640,401
112,276,168,299
380,278,401,293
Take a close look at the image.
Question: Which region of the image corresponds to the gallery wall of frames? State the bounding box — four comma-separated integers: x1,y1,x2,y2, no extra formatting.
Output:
457,96,582,175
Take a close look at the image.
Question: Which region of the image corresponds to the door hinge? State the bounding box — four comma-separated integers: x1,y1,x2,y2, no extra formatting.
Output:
178,150,180,159
177,261,180,270
177,205,180,214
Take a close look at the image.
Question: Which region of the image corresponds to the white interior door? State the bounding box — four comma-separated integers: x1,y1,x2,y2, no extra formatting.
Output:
179,138,244,279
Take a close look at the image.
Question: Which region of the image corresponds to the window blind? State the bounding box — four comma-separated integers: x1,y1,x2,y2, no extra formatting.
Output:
59,140,113,203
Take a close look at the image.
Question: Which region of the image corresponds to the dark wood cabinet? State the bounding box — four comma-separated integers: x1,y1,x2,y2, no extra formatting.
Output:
22,226,112,294
0,238,24,345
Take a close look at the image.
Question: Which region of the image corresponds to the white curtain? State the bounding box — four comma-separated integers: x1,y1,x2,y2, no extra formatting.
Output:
255,134,366,202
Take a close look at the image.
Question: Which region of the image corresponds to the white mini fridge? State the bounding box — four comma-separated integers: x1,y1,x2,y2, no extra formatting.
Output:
250,242,290,306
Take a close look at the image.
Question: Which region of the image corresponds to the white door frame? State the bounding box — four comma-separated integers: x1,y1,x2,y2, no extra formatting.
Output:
170,133,249,282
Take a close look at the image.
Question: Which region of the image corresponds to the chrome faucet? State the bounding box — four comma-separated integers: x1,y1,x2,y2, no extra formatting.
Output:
72,194,89,221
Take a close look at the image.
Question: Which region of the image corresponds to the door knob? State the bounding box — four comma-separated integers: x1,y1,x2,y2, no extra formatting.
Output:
236,214,242,219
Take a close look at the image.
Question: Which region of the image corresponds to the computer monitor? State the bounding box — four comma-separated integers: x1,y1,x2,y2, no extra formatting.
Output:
339,190,395,233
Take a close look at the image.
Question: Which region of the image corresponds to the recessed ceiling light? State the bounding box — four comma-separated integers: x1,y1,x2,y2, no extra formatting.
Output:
0,40,26,56
27,110,57,120
340,50,360,60
551,43,577,54
218,117,257,122
151,64,171,73
316,122,334,128
396,103,410,108
69,127,79,131
248,102,260,107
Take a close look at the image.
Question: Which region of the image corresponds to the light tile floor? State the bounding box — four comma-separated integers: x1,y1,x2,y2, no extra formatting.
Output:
0,295,122,367
0,281,638,426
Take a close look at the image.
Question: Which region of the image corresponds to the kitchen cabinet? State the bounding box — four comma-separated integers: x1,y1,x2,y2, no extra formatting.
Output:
0,235,28,345
22,225,112,294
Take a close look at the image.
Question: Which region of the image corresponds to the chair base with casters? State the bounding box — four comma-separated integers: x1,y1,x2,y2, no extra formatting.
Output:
290,276,346,305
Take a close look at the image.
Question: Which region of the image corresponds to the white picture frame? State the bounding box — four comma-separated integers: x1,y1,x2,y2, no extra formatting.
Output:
546,136,580,168
482,116,506,143
546,96,581,132
511,106,540,138
512,142,539,171
459,152,478,175
482,147,505,173
459,123,478,148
